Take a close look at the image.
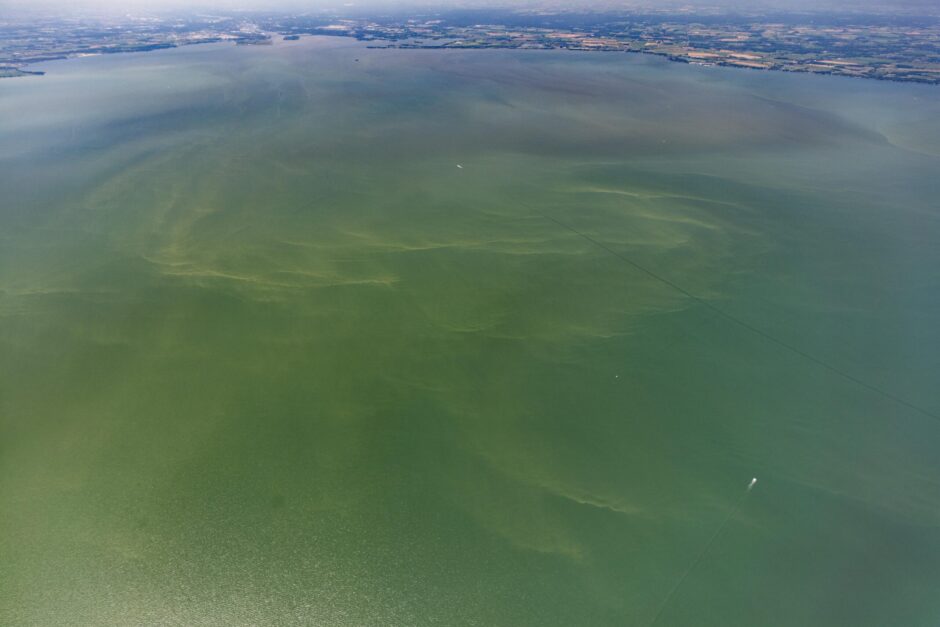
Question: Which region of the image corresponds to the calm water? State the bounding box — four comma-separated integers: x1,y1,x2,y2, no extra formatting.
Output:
2,37,940,626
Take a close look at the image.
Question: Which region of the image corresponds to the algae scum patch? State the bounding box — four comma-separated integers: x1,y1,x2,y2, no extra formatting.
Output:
2,38,940,626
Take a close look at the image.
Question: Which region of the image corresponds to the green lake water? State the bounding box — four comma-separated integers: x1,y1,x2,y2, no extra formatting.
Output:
2,36,940,625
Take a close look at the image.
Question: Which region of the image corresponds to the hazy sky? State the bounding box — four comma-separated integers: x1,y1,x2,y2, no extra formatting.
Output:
2,0,936,15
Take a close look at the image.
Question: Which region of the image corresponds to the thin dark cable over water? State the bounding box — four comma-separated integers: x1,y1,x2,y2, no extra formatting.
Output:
538,212,939,422
648,479,757,626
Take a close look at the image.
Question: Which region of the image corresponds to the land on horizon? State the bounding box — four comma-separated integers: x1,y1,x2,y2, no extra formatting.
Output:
3,6,940,84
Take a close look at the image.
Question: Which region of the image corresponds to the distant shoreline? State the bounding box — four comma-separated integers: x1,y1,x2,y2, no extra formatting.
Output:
3,31,938,87
0,66,45,79
363,40,940,86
